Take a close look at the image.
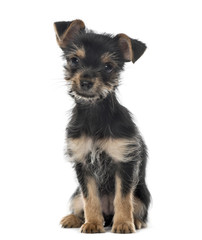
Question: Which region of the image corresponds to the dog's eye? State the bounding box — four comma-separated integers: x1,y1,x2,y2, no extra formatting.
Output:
104,63,113,73
70,57,80,67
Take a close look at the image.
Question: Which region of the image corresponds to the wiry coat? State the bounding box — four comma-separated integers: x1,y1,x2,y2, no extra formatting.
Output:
54,19,151,233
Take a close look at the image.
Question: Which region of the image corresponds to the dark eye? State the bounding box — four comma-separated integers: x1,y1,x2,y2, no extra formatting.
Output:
104,62,113,73
70,57,80,67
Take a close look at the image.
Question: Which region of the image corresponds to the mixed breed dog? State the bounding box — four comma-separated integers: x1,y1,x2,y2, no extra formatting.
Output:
54,19,150,233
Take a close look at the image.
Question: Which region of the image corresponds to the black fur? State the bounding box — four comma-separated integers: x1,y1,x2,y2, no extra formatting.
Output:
54,19,151,232
67,94,138,139
54,21,72,37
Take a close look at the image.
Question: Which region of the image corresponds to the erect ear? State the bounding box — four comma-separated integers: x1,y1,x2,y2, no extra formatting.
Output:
116,34,147,63
53,19,85,49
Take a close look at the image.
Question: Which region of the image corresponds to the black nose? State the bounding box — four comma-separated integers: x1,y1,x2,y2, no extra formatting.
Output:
80,80,93,90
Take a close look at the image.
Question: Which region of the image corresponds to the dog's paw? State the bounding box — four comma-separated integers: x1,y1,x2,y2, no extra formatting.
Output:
112,221,135,233
60,214,83,228
134,218,147,230
81,222,105,233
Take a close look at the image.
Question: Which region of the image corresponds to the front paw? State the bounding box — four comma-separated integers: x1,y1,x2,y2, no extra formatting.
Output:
81,222,105,233
60,214,83,228
112,221,135,233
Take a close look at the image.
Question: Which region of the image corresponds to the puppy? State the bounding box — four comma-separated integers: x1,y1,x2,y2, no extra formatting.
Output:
54,19,150,233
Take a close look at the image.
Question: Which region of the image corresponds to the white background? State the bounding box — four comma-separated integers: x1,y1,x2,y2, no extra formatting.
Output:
0,0,202,239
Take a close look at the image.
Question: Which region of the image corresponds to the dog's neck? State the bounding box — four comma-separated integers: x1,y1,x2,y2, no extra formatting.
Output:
75,93,117,112
67,93,136,139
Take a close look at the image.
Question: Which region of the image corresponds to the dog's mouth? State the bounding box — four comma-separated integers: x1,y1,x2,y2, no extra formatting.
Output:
67,80,114,104
69,90,104,103
75,90,96,98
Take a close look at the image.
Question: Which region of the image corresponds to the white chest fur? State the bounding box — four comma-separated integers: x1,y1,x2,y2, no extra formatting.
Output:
67,135,140,163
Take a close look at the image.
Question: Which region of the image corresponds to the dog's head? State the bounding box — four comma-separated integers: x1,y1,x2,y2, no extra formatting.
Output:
54,19,146,104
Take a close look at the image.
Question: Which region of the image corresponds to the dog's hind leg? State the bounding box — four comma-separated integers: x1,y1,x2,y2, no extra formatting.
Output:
133,197,147,229
60,188,84,228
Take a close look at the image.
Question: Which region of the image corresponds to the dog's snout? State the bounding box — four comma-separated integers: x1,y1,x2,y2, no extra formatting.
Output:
80,80,94,90
81,70,96,79
82,73,91,79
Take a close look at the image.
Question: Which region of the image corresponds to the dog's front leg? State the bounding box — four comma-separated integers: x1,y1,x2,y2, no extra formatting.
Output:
75,163,105,233
81,177,105,233
112,161,139,233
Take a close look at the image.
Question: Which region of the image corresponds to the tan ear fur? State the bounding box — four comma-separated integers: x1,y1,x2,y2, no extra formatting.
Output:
117,33,147,63
117,33,135,63
54,19,85,48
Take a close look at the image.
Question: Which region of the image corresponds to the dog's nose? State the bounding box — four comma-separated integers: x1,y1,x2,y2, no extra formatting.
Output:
80,80,94,90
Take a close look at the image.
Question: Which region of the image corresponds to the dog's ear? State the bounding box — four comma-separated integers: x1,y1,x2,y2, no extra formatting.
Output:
53,19,85,49
116,34,146,63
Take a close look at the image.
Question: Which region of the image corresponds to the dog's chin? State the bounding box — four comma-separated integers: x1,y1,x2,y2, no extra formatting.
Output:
69,90,106,104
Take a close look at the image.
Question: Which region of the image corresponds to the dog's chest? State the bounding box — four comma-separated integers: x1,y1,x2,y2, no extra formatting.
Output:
67,135,137,163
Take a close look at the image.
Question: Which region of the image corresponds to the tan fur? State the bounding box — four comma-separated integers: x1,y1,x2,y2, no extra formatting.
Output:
97,138,139,162
65,57,118,100
92,77,105,91
134,218,147,229
133,197,147,229
75,46,85,58
69,71,82,86
70,193,84,217
100,194,114,215
133,196,146,219
117,33,134,63
81,222,105,233
112,175,135,233
60,214,83,228
101,52,118,67
67,135,139,163
81,177,105,233
67,135,92,162
54,20,85,48
67,45,86,59
71,192,115,217
93,77,114,97
69,71,111,100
